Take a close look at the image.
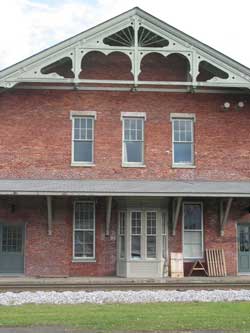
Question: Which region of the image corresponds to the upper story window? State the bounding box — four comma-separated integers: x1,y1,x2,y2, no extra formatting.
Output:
171,114,195,167
70,111,96,166
121,112,146,167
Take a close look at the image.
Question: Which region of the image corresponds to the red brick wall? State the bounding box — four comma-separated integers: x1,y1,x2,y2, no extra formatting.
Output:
170,198,250,276
0,197,117,277
0,196,248,276
0,89,250,180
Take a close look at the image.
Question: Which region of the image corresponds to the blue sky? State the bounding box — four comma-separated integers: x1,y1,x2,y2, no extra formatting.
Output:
0,0,250,70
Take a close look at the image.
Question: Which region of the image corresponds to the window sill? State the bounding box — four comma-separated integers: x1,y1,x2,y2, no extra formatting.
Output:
71,162,95,167
122,163,146,168
172,164,196,169
72,258,96,263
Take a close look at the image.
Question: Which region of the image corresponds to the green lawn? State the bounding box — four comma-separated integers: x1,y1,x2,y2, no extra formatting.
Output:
0,302,250,331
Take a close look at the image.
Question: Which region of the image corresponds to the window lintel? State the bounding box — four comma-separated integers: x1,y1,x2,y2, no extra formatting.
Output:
170,113,196,122
121,112,146,121
70,110,97,120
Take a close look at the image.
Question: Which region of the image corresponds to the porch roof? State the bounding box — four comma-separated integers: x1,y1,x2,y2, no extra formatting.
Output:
0,179,249,197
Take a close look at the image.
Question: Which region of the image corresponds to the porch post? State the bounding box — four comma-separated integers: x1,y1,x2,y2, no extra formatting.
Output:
220,197,233,236
47,196,52,236
172,197,183,236
105,196,112,236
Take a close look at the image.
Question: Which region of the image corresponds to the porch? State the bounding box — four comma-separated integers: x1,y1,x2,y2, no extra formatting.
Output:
0,179,249,278
0,275,250,291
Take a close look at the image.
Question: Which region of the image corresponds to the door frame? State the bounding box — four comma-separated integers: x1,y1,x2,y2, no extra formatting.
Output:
0,222,26,275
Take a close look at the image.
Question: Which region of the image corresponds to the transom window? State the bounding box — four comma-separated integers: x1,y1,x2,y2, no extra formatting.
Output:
183,203,203,259
73,202,95,259
172,118,194,166
72,116,94,164
122,117,144,165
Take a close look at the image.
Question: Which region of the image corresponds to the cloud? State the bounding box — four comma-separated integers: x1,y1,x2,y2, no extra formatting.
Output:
0,0,249,70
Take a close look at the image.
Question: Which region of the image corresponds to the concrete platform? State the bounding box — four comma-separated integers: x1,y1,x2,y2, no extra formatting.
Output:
0,275,250,291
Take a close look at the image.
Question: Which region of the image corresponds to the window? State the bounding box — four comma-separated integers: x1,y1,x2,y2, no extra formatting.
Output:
162,212,167,259
122,117,144,165
183,203,203,259
2,225,23,253
146,212,157,258
73,202,95,259
172,117,194,166
72,116,94,164
131,211,142,259
119,212,126,259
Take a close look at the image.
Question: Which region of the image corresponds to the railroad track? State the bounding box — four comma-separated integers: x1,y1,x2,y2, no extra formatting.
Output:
0,281,250,291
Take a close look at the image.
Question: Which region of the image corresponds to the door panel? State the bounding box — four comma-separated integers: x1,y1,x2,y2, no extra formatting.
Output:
238,224,250,273
0,224,24,274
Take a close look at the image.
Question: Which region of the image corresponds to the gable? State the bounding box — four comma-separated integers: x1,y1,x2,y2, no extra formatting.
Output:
1,7,250,91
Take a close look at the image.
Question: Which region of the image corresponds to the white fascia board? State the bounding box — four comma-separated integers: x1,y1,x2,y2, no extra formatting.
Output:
0,191,250,197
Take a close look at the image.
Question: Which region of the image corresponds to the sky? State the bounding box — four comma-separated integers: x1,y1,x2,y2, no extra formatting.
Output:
0,0,250,71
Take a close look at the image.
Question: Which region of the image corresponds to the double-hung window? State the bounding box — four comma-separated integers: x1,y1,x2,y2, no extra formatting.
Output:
171,115,195,166
73,202,95,260
71,112,96,165
131,212,142,259
183,203,203,259
122,115,145,166
119,212,126,259
146,212,157,258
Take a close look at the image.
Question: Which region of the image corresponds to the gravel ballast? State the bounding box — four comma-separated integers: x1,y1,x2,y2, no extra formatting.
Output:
0,290,250,305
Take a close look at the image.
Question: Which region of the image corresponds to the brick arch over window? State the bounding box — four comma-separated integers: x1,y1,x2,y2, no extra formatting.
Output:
79,51,133,80
139,52,191,82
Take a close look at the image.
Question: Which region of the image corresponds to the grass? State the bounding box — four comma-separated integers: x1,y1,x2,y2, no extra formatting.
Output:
0,302,249,331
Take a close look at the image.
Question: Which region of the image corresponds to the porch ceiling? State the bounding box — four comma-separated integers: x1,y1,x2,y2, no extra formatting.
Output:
0,179,250,197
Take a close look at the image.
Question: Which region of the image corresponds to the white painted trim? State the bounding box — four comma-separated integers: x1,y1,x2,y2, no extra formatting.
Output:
172,164,196,169
120,112,146,120
122,163,146,168
170,113,196,122
182,201,204,260
71,162,95,167
70,111,97,120
72,200,96,261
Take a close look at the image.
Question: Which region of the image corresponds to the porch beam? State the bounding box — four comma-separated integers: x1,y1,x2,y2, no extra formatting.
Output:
47,196,53,236
220,197,233,236
172,197,183,236
105,196,112,236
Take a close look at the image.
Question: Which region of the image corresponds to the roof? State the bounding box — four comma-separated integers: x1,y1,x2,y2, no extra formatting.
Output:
0,179,250,197
1,7,250,90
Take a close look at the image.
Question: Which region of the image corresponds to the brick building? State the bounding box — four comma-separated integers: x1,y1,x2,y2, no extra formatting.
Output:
0,7,250,277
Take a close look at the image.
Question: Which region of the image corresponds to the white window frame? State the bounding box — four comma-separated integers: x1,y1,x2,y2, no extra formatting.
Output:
73,201,96,261
118,211,126,259
182,202,204,260
170,113,195,168
121,113,146,167
131,211,142,260
70,111,96,167
146,211,157,259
